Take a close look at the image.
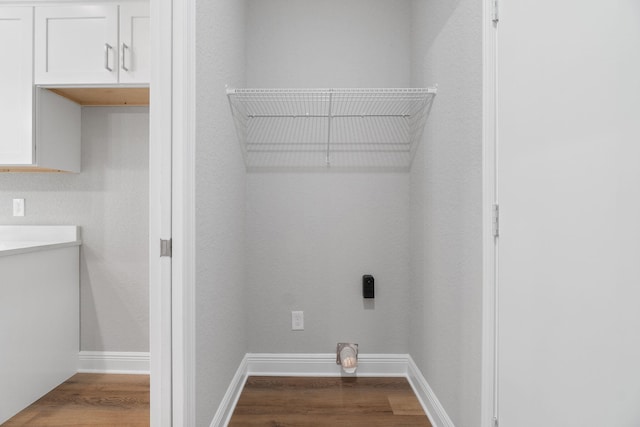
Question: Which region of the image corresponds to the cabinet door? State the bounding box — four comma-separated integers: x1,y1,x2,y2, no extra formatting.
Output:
35,5,118,85
0,7,33,166
119,3,149,84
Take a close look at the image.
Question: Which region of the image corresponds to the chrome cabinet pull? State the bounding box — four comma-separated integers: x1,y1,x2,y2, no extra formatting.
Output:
104,43,114,72
121,43,129,72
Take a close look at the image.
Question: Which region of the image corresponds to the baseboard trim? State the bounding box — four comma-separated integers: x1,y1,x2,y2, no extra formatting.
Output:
78,351,150,375
210,353,453,427
246,353,410,377
407,356,455,427
210,355,249,427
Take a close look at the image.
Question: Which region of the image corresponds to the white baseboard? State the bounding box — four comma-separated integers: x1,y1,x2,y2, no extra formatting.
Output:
210,355,249,427
246,353,410,377
407,356,455,427
78,351,150,374
210,353,453,427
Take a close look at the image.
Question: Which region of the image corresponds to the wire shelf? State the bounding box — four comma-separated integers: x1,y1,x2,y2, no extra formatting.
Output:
226,87,437,171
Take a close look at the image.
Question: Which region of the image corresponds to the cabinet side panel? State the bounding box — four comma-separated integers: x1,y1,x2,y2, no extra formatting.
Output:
0,247,79,424
35,88,81,172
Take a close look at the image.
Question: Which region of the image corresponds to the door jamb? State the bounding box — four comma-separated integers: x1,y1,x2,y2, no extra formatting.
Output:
149,0,195,424
481,0,498,426
169,0,196,425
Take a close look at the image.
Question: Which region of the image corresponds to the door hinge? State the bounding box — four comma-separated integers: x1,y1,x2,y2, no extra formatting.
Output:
492,0,499,23
492,204,500,238
160,239,172,257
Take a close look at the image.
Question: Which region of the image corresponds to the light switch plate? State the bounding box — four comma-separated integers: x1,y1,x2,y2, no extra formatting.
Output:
13,199,25,217
292,311,304,330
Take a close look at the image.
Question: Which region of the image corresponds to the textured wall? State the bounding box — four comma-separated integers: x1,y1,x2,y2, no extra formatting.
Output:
246,173,410,354
409,0,483,425
195,0,247,426
246,0,411,88
246,0,411,353
244,0,413,356
197,1,483,424
0,106,149,352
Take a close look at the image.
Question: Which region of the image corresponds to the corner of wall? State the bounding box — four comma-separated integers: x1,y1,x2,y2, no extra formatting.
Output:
407,0,484,425
210,353,456,427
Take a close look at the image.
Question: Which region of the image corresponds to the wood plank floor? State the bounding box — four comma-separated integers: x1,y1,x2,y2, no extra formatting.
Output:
3,373,149,426
229,376,433,426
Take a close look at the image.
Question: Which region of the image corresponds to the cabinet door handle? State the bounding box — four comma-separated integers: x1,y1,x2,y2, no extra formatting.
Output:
121,43,130,72
104,43,114,72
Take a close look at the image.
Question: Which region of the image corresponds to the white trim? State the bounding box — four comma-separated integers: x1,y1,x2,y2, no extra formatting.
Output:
481,0,499,426
149,0,174,425
246,353,409,377
170,0,196,425
210,353,453,427
0,1,139,5
210,355,249,427
406,356,454,427
78,351,150,374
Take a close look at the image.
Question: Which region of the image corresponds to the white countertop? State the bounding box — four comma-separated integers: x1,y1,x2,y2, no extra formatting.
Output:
0,226,81,257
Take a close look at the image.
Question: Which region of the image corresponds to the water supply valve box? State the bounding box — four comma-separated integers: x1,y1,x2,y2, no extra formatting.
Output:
363,275,375,298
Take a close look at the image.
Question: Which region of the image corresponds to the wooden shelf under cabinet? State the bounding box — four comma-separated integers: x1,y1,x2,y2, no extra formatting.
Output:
0,167,71,173
47,87,150,107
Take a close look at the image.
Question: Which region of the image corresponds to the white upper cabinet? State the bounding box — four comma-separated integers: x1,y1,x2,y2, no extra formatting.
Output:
35,3,149,85
35,5,118,84
119,3,150,84
1,7,81,172
0,7,34,165
1,3,148,172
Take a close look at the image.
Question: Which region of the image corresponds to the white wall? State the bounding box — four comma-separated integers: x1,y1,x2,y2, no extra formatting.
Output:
244,0,413,356
409,0,483,425
497,1,640,425
199,1,485,424
246,173,410,354
0,106,150,352
195,0,247,426
246,0,411,88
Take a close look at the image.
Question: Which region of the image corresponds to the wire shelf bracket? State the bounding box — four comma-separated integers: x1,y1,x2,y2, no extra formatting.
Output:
226,87,437,171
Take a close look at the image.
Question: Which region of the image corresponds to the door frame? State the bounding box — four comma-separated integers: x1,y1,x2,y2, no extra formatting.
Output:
149,0,196,425
169,0,196,425
481,0,498,426
152,1,498,425
149,0,173,424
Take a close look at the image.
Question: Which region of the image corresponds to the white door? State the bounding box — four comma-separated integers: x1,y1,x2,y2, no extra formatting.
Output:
35,5,118,85
119,3,150,84
0,7,33,166
497,1,640,426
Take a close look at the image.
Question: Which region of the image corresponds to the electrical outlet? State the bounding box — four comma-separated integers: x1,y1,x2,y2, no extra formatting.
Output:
13,199,25,217
292,311,304,330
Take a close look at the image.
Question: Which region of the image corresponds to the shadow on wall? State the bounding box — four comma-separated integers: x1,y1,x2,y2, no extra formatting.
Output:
80,250,102,350
80,243,149,352
411,0,463,86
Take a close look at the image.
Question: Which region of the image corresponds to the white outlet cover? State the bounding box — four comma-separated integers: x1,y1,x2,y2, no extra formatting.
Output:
292,311,304,330
13,199,25,217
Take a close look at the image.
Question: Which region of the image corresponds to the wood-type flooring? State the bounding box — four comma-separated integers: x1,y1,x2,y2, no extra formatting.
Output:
5,374,431,426
3,373,149,426
229,376,433,426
